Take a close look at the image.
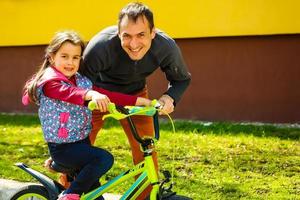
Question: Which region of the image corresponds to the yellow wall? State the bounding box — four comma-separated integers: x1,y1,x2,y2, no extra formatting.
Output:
1,0,300,46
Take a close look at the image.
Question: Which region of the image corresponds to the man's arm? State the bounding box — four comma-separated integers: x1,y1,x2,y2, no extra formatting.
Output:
157,78,190,113
158,38,191,114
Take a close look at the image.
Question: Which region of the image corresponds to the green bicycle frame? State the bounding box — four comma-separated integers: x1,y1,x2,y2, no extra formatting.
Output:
81,153,159,200
82,102,161,200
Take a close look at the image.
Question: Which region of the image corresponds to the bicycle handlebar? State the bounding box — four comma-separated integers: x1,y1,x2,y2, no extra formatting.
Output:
88,100,161,145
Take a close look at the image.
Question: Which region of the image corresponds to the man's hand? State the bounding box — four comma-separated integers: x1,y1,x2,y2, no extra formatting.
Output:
158,94,174,115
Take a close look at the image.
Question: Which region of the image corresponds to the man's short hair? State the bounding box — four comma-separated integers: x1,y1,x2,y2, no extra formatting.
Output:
118,2,154,31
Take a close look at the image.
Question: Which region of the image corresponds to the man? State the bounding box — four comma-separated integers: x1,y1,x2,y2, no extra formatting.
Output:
81,2,191,199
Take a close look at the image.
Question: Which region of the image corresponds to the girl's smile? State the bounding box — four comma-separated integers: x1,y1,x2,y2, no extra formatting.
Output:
50,41,82,78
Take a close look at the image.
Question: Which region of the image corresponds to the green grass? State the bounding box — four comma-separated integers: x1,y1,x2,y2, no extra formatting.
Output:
0,113,299,200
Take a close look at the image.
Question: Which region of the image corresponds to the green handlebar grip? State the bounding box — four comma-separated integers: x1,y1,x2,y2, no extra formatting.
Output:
151,99,158,107
88,101,97,111
108,103,117,113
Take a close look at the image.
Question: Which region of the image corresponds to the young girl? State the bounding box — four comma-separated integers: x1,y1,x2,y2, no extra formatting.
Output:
22,30,152,200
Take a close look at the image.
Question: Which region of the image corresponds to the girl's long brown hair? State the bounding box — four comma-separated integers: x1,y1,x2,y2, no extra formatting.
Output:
24,30,85,104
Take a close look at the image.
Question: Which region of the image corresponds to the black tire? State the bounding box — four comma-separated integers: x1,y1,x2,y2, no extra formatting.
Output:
163,194,193,200
145,194,193,200
10,184,49,200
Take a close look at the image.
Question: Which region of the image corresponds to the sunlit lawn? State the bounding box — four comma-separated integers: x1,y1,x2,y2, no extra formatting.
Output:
0,113,299,199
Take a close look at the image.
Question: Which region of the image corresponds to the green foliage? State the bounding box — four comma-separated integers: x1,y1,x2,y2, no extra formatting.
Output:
0,113,299,200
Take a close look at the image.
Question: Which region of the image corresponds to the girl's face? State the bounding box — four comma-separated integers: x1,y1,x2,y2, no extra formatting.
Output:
50,41,82,78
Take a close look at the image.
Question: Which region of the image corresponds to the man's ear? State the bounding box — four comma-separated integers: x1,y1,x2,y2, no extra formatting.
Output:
151,28,156,39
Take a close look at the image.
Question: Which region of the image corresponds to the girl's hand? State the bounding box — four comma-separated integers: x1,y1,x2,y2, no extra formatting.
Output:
44,157,55,172
85,90,110,112
92,93,110,112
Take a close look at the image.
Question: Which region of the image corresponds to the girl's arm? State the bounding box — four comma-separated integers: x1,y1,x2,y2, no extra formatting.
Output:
43,80,151,107
43,80,110,112
92,86,152,106
43,80,87,105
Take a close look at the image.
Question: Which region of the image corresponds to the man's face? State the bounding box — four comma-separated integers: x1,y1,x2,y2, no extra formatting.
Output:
118,15,155,61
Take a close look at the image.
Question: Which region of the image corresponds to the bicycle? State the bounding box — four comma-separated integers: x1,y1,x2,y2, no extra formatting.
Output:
11,101,192,200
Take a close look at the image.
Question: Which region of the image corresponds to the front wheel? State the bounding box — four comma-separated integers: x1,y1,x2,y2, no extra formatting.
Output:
10,184,49,200
164,194,192,200
146,194,193,200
